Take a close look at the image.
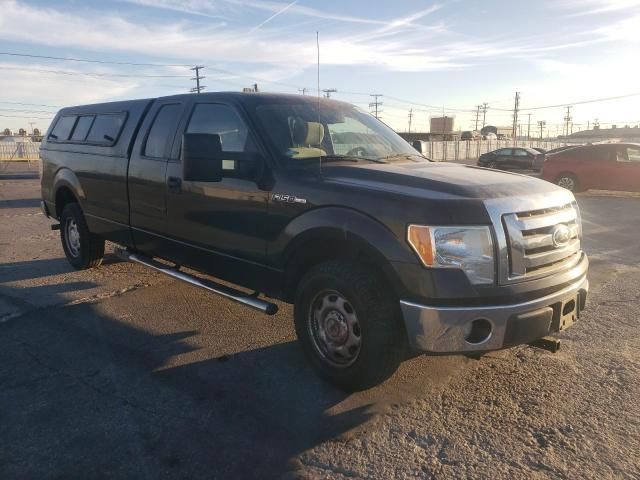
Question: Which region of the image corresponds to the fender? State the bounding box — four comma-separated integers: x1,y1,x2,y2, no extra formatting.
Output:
52,167,86,212
269,206,417,267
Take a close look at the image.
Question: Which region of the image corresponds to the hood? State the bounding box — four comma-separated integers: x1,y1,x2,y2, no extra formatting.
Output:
321,161,562,201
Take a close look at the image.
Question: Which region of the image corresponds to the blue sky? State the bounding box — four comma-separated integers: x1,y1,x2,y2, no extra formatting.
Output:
1,0,639,134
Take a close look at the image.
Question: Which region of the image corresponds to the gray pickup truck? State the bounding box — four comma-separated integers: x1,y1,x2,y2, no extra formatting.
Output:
40,92,588,390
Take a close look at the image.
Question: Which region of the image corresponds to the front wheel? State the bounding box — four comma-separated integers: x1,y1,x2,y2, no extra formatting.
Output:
294,260,406,391
60,203,105,269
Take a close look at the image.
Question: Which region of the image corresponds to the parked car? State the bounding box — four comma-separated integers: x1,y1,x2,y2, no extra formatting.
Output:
40,92,589,390
460,131,480,141
532,147,547,154
542,143,640,192
478,147,544,171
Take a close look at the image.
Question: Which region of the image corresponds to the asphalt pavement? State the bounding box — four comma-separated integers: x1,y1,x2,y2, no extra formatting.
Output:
1,162,639,479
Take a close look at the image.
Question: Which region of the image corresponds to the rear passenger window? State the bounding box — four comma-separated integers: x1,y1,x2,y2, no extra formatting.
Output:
70,116,95,141
86,113,126,145
144,104,183,158
50,115,77,141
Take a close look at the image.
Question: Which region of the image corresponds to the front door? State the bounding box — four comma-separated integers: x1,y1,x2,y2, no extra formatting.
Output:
610,145,640,192
165,101,272,290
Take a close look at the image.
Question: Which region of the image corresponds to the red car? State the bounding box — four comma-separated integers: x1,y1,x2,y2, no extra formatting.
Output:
542,143,640,192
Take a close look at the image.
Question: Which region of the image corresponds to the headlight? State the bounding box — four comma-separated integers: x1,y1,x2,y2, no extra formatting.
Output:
407,225,495,285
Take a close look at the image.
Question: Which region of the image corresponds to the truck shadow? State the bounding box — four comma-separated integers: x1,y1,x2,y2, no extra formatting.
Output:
0,283,371,479
0,198,41,209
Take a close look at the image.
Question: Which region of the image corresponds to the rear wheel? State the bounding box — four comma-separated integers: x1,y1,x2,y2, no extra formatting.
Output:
60,203,105,269
555,173,579,192
294,260,406,391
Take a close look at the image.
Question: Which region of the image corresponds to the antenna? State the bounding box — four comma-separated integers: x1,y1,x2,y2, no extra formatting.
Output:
316,31,322,172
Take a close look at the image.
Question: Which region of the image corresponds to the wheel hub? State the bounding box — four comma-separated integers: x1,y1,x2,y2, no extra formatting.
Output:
65,218,81,257
308,290,362,368
324,311,348,343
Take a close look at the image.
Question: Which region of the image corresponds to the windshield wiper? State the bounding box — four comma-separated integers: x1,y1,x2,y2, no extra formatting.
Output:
320,154,388,164
380,153,430,162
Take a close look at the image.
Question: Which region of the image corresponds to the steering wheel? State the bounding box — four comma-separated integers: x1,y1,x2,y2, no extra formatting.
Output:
346,146,370,157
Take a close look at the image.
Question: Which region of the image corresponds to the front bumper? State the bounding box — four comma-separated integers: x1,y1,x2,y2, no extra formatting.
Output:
400,275,588,353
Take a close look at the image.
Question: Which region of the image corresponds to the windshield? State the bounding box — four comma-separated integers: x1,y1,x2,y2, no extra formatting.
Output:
255,100,424,166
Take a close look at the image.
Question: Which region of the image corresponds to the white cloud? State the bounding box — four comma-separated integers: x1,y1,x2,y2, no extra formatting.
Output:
559,0,640,15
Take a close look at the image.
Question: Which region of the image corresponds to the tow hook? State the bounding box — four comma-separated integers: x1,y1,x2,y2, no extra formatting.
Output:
528,336,561,353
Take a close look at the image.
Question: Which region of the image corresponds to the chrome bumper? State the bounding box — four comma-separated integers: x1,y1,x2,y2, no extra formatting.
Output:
400,275,589,353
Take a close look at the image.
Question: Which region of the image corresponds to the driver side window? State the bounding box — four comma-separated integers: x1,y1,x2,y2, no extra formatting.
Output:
186,104,255,153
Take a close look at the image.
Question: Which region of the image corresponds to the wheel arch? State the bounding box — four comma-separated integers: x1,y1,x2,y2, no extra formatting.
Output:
52,168,86,218
276,207,414,302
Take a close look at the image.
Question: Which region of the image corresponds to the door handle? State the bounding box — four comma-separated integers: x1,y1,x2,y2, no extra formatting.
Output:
167,176,182,193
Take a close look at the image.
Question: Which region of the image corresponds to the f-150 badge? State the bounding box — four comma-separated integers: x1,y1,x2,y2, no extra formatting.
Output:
272,193,307,204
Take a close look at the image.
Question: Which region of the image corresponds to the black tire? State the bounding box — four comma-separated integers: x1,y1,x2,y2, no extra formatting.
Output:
555,173,580,192
294,259,406,391
60,203,105,269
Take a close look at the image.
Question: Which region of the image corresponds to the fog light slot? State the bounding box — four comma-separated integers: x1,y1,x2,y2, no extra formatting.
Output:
465,318,493,344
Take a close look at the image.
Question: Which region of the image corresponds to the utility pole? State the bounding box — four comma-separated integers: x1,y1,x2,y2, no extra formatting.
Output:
527,113,531,140
298,88,308,95
537,120,546,140
408,109,413,133
369,94,383,119
564,106,572,138
512,92,520,142
474,105,481,131
190,65,206,94
482,102,488,128
322,88,337,98
28,122,35,135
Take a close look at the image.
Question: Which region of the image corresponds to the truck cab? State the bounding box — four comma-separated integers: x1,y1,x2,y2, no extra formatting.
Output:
40,92,588,390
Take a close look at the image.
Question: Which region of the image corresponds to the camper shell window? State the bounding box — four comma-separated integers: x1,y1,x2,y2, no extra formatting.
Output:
49,112,127,146
49,115,77,141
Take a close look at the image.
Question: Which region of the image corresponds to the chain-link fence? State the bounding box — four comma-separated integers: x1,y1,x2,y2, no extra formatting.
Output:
0,142,41,161
424,140,570,162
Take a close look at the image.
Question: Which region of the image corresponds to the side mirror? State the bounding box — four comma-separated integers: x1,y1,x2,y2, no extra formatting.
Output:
182,133,223,182
412,140,425,154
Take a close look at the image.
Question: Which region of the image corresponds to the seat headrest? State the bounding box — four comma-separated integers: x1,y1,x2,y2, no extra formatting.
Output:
304,122,324,145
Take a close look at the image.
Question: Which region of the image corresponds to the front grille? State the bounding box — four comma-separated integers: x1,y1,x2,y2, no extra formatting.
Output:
502,203,581,281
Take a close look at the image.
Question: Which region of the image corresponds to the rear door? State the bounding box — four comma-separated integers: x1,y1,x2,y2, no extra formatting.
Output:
128,99,187,256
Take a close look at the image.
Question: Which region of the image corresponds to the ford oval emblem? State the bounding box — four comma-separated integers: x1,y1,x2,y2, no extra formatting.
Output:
552,224,571,248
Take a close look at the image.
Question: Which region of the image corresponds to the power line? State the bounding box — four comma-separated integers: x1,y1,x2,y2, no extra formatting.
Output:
0,51,191,67
0,65,190,78
0,107,57,114
0,113,53,119
492,91,640,111
0,101,59,108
